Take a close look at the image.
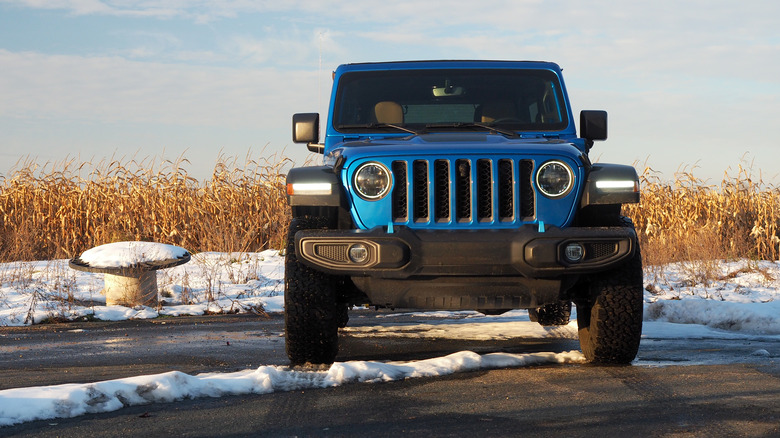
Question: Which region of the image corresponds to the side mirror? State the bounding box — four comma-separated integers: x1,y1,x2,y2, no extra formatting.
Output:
292,113,323,153
580,110,608,142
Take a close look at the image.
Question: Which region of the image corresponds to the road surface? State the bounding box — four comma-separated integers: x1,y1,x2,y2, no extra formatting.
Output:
1,311,779,436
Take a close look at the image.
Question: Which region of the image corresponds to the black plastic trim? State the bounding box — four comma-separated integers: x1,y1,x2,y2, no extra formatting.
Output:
580,163,640,206
295,224,636,279
286,166,345,207
350,275,575,310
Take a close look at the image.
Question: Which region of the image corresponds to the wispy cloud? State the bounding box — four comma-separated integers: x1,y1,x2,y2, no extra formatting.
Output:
0,49,320,127
1,0,298,21
1,0,779,180
2,0,180,18
227,29,334,66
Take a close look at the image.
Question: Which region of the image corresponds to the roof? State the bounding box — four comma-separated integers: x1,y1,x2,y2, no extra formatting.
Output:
336,60,562,73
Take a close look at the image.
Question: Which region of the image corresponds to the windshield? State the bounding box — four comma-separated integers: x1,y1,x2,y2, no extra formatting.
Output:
334,68,568,133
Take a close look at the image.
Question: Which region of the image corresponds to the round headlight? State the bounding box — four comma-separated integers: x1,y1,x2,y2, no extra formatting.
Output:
353,162,391,200
536,160,573,198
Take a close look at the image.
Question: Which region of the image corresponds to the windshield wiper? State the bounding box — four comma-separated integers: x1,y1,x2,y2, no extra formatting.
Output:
423,122,519,138
337,123,421,135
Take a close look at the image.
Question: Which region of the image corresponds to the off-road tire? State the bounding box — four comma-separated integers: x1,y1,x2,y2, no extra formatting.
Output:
284,216,341,365
336,299,350,328
576,216,643,364
529,301,572,326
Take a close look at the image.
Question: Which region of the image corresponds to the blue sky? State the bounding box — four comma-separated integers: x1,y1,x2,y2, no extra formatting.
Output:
0,0,778,183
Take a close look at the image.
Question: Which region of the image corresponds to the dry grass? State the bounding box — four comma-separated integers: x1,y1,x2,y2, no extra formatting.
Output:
625,163,780,271
2,154,780,272
0,153,291,262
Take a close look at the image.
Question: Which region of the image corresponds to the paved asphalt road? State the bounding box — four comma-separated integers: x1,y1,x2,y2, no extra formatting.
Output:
1,312,779,437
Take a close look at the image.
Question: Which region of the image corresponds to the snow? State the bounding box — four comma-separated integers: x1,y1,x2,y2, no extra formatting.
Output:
342,311,579,340
1,252,780,426
0,350,585,426
78,241,189,268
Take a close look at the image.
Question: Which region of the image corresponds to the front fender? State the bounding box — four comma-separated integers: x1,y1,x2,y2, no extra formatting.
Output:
286,166,345,207
580,163,640,207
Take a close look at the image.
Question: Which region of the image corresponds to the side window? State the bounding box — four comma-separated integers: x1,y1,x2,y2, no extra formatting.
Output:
539,83,562,124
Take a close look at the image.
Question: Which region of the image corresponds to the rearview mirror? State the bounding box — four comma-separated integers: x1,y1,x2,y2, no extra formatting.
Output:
432,79,465,97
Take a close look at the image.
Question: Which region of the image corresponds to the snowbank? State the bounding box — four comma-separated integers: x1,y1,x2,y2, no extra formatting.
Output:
1,253,779,426
0,350,585,426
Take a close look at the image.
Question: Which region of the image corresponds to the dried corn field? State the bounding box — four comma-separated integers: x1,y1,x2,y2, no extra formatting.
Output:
625,165,780,267
0,155,291,262
1,156,780,265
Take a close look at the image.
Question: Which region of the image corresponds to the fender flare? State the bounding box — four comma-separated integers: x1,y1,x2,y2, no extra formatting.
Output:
580,163,640,207
286,166,346,207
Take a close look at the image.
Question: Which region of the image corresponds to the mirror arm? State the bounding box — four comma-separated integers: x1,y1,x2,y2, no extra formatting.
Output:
307,143,325,154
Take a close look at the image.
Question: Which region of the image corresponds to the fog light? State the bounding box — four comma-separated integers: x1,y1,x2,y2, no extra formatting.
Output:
348,244,369,264
564,243,584,262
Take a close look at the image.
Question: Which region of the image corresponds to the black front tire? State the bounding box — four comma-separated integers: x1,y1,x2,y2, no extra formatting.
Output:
284,217,341,366
575,217,643,364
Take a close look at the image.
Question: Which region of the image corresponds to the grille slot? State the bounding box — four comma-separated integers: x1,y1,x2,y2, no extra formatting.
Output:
413,160,429,222
498,159,514,220
391,158,535,226
519,160,535,218
455,159,471,221
392,161,408,221
476,159,493,221
434,160,450,222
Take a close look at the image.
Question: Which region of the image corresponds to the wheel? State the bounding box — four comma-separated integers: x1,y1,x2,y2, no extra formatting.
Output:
284,216,341,365
575,217,643,364
528,301,572,326
336,299,350,329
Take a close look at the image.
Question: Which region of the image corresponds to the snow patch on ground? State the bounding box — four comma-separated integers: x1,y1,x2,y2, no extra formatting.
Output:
0,350,585,427
645,299,780,335
643,259,780,335
343,314,579,341
2,253,780,426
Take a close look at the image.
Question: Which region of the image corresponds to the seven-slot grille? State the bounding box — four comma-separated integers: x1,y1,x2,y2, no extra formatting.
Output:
391,158,535,225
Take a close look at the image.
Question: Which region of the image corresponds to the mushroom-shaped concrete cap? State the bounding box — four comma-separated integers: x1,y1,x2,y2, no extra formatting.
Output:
69,241,191,307
70,241,190,274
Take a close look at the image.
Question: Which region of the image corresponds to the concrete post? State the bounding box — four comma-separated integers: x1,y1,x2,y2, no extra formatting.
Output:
104,271,159,307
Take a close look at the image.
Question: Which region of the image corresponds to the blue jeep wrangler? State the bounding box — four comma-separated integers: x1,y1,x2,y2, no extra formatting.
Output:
285,60,642,365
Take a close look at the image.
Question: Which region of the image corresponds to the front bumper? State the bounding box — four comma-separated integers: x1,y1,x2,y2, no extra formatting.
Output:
295,224,636,279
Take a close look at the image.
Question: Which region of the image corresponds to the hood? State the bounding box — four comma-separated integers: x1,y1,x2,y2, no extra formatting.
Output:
328,133,586,164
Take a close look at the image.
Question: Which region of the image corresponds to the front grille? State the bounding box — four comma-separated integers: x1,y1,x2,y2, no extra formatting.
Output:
392,158,535,225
